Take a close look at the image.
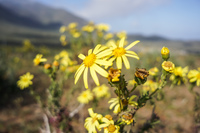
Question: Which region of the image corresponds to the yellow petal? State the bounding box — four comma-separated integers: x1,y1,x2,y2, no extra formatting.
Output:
83,67,88,88
95,59,112,66
74,65,85,84
93,44,101,54
125,54,139,60
126,50,138,56
125,40,140,50
116,57,122,69
90,66,100,86
78,54,86,60
119,37,125,48
93,64,108,77
75,64,85,77
88,49,93,55
122,55,130,69
96,49,112,58
88,108,94,117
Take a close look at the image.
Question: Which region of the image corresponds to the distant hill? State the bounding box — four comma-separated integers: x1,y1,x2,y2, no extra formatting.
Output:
0,0,88,46
127,34,168,41
0,4,60,30
0,0,88,28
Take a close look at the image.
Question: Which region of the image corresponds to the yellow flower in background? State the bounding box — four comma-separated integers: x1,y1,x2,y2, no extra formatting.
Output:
173,66,188,77
17,72,34,90
59,26,67,33
33,54,47,66
104,33,113,40
74,44,113,88
149,67,159,76
96,23,110,31
60,35,66,42
82,25,95,32
108,37,140,69
72,32,81,38
93,84,110,99
188,68,200,86
106,40,116,48
108,98,121,114
128,79,137,86
85,108,103,133
100,117,120,133
142,80,158,93
116,31,127,39
77,90,93,104
170,66,188,85
162,61,175,73
68,22,77,29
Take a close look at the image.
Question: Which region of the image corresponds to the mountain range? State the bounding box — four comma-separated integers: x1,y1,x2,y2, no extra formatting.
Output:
0,0,88,45
0,0,169,46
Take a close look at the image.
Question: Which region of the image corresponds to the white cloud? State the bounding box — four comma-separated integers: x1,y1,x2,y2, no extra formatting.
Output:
74,0,168,21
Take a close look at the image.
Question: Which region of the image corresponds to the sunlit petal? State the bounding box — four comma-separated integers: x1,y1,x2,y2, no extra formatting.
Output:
95,59,112,66
78,54,86,60
93,64,108,77
83,67,88,88
90,66,99,86
119,37,125,48
125,40,140,50
125,54,139,60
93,44,101,54
122,55,130,69
75,66,85,84
116,57,122,69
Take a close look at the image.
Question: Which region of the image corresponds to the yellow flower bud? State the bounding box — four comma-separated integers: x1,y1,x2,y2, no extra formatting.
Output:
44,64,52,69
162,61,175,73
161,47,170,60
53,61,59,67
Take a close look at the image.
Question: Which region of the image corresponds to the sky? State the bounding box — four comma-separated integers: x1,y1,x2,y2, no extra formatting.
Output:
31,0,200,40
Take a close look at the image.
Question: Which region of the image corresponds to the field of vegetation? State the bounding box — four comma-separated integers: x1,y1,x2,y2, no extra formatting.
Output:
0,22,200,133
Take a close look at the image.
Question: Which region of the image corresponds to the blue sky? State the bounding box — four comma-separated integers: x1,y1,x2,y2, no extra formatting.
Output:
32,0,200,40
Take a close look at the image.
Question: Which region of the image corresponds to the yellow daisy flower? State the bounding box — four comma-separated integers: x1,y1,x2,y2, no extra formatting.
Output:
188,68,200,86
108,37,140,69
170,66,188,85
100,117,120,133
162,61,175,73
92,84,110,99
33,54,47,66
74,45,113,88
77,90,93,104
149,67,159,76
108,98,121,114
17,72,34,90
96,23,110,31
85,108,103,133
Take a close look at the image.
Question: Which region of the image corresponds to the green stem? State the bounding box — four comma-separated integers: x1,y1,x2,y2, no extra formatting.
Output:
129,84,138,95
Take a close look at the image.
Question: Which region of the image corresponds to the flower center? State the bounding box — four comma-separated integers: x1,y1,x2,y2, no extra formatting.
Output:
197,73,200,79
82,93,88,98
113,48,126,57
22,78,28,82
83,53,96,67
108,124,116,132
164,62,172,68
92,116,97,123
